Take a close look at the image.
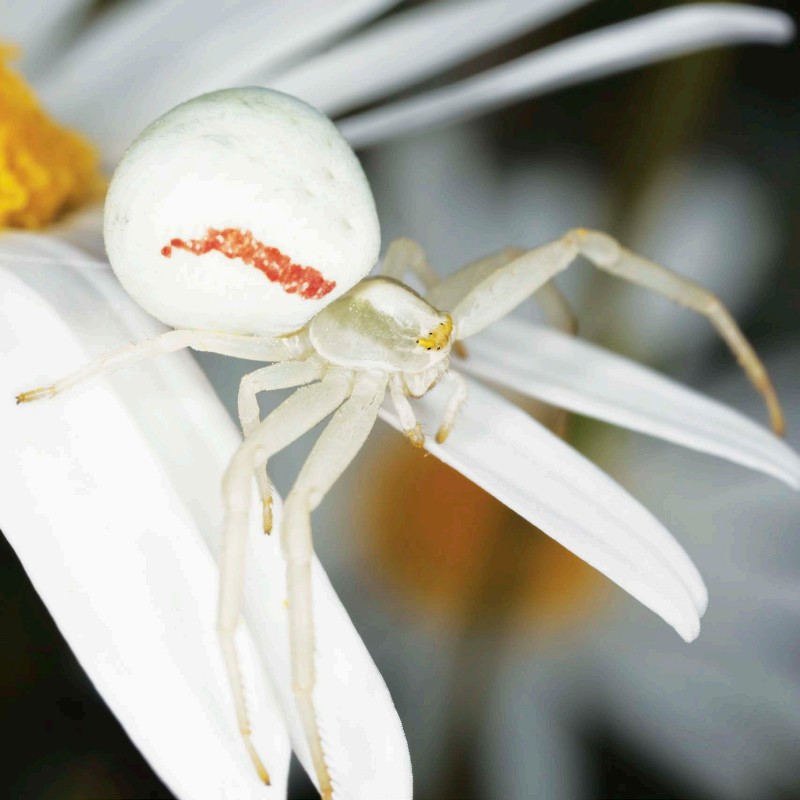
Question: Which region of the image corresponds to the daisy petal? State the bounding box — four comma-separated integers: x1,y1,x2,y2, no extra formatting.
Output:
339,4,794,147
380,374,706,641
243,513,414,800
0,260,292,799
269,0,593,116
1,233,411,798
41,0,398,162
458,317,800,489
2,0,92,78
49,204,107,261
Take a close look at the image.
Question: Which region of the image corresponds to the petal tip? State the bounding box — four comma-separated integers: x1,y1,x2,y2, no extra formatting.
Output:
761,8,796,44
678,615,701,644
693,583,709,618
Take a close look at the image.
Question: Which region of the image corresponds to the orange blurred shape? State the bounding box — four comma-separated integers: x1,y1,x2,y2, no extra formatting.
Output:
361,429,610,636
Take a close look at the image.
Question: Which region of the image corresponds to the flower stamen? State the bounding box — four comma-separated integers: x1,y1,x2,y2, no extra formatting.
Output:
0,44,105,229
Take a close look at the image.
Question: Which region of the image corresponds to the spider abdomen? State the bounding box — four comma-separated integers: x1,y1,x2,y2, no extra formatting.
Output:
104,87,380,337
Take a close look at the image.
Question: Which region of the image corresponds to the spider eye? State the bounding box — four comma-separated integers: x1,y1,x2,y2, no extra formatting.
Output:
416,314,453,352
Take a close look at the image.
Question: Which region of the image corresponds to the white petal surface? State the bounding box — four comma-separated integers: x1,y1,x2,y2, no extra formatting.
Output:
0,261,291,799
40,0,397,163
270,0,593,116
340,4,794,147
0,232,411,799
457,317,800,489
48,204,107,261
380,374,706,641
2,0,93,78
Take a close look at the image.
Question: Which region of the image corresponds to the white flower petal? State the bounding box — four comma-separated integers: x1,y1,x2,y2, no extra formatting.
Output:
0,263,291,799
40,0,397,163
49,204,107,261
457,317,800,489
1,234,411,799
339,4,794,147
243,527,413,800
269,0,593,116
379,374,706,641
3,0,92,78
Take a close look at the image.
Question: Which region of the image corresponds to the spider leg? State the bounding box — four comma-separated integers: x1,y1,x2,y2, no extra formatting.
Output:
532,278,578,336
428,246,577,437
435,371,468,444
237,358,324,533
450,228,784,435
580,230,784,434
16,328,309,403
380,237,440,291
219,370,353,791
389,375,424,447
427,246,578,336
281,371,388,800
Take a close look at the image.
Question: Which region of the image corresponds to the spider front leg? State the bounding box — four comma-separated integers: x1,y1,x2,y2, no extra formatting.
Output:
389,375,424,447
219,371,352,790
16,328,308,403
237,358,325,533
448,229,784,435
427,246,578,337
435,371,468,444
380,237,440,291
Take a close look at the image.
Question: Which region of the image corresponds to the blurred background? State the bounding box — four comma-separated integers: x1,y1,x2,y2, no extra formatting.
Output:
2,1,799,798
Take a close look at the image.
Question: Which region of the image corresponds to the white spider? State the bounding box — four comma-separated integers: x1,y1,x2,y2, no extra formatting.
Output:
17,87,783,800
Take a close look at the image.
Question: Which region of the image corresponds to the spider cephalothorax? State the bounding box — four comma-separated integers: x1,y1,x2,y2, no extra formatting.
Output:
17,87,784,800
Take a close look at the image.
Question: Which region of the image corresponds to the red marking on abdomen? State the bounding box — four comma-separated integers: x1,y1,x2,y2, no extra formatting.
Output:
161,227,336,300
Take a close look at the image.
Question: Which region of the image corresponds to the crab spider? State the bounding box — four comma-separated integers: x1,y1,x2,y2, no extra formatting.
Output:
16,88,783,800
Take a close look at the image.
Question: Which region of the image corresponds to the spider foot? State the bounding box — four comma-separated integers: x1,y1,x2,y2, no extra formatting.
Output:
404,423,425,448
435,422,452,445
16,385,55,404
241,729,271,785
262,496,273,535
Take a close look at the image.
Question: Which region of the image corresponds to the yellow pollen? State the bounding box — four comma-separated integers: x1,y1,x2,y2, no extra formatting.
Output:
416,314,453,351
0,44,105,229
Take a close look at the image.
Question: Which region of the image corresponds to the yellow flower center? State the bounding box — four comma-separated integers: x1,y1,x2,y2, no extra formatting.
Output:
0,45,105,229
